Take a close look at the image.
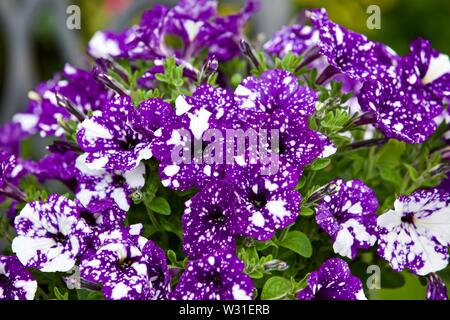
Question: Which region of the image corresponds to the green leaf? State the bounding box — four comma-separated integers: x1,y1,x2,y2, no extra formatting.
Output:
308,158,331,171
380,269,406,289
403,163,419,181
148,197,171,215
54,287,68,300
300,206,314,216
278,231,312,258
261,276,292,300
76,289,104,300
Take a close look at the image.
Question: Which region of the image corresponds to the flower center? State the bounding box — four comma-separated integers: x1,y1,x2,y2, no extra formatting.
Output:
401,214,414,224
54,232,68,244
209,209,226,224
117,257,136,270
250,192,268,209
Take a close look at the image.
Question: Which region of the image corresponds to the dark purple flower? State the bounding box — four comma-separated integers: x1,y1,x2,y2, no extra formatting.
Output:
0,122,28,155
12,195,91,272
0,255,37,300
182,180,244,259
13,64,110,138
77,96,174,172
225,162,301,241
0,151,16,189
296,258,366,300
358,39,448,144
0,151,27,204
426,274,448,300
315,179,378,259
174,252,254,300
235,69,317,121
88,0,259,62
307,8,396,81
264,24,318,58
31,150,78,182
377,188,450,276
234,69,327,170
80,225,170,300
153,84,236,191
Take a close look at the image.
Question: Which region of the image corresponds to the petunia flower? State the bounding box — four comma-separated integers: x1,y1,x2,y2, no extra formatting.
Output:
0,255,37,300
307,8,396,82
77,95,174,172
426,273,448,300
0,122,29,156
234,69,327,171
12,195,91,272
234,69,317,122
31,149,79,183
13,64,111,138
377,188,450,276
74,154,138,228
296,258,367,300
182,180,246,259
315,178,378,259
152,84,236,191
358,39,448,144
0,151,27,204
80,225,170,300
174,252,254,300
87,0,258,62
264,24,318,58
225,162,301,241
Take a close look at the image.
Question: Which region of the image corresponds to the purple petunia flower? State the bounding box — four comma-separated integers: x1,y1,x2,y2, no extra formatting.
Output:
426,273,448,300
152,84,236,191
0,151,16,190
12,195,91,272
74,154,138,228
31,149,79,183
77,95,174,172
296,258,367,300
182,180,245,259
307,8,396,82
174,252,254,300
0,255,37,300
377,188,450,276
225,162,301,241
358,39,448,144
315,179,378,259
234,69,327,168
0,122,28,156
13,64,111,138
234,69,317,122
264,24,318,58
80,225,170,300
0,151,27,204
88,0,258,62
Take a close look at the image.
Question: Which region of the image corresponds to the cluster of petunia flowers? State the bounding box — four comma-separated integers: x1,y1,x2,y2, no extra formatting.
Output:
0,1,450,301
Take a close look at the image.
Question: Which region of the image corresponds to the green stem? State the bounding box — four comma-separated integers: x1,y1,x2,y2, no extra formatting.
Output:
147,209,161,230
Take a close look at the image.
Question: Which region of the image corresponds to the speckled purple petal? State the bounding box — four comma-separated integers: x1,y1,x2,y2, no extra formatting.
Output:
182,180,244,259
307,8,394,81
226,162,301,240
377,188,450,276
426,274,448,300
264,24,318,58
12,195,91,272
0,255,37,300
315,179,378,259
296,258,366,300
174,252,254,300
